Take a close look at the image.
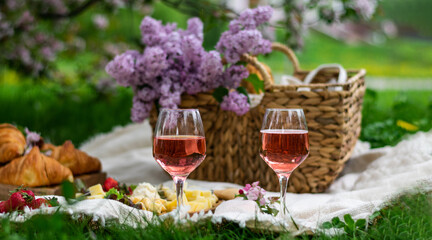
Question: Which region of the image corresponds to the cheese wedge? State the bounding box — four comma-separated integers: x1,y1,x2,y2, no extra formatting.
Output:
89,184,105,196
166,194,189,211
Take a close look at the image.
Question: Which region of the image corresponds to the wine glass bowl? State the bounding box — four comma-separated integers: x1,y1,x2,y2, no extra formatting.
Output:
260,108,309,219
153,109,206,214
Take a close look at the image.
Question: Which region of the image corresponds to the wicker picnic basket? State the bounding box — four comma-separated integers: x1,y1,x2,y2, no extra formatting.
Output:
150,42,366,193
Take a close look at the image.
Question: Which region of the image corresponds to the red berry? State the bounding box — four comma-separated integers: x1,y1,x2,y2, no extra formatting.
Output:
0,201,6,213
22,190,35,199
103,177,119,191
128,186,133,195
9,192,26,210
29,198,50,209
3,199,13,213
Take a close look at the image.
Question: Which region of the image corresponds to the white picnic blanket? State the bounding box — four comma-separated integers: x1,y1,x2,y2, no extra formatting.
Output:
78,120,432,234
3,120,431,235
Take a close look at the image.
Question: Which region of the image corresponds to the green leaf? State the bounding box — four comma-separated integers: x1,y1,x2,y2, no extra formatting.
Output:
335,222,346,228
236,87,250,103
322,222,332,229
129,184,137,191
355,219,366,229
61,181,76,201
344,225,353,234
369,211,381,221
212,87,229,103
344,214,355,229
105,188,124,200
244,73,264,93
46,197,60,207
331,217,341,226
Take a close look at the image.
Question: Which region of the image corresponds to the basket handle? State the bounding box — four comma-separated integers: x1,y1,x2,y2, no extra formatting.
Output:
271,42,301,73
240,54,273,90
239,42,301,90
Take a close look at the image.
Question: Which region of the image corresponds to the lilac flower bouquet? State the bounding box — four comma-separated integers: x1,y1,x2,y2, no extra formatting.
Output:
237,181,279,216
106,6,273,122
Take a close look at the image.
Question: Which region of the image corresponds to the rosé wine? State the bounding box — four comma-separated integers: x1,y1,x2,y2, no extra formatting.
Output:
260,129,309,175
153,135,206,177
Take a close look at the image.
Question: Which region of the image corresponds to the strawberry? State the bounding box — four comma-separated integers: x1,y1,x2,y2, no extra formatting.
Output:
28,198,50,209
2,199,13,213
0,201,6,213
21,190,35,199
103,177,119,191
9,192,27,210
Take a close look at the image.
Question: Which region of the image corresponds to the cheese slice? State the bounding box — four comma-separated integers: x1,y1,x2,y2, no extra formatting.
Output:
89,184,105,196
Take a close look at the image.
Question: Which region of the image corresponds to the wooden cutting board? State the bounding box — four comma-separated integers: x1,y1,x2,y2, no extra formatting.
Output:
0,172,107,200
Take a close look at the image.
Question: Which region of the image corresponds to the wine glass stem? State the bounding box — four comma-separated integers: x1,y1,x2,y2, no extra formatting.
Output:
174,176,186,215
279,174,290,219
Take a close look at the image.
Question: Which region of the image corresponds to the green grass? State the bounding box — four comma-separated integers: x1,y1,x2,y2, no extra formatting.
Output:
360,89,432,148
0,213,279,239
0,191,430,239
260,31,432,78
0,82,133,146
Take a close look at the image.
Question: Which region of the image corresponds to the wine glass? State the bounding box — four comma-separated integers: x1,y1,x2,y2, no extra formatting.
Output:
260,108,309,219
153,109,206,215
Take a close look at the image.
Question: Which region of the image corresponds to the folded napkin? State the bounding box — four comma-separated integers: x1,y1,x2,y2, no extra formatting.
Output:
280,63,347,91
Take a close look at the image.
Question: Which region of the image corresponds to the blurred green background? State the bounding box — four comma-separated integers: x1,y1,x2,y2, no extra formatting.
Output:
0,0,431,148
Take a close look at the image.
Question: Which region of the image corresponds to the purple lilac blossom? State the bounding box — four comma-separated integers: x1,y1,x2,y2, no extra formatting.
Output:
199,51,223,88
181,35,204,70
159,91,181,109
137,46,168,81
131,96,153,123
240,181,267,205
183,17,203,42
105,50,139,87
222,65,249,89
216,6,273,64
217,29,272,63
183,75,205,95
140,16,165,46
107,9,275,122
135,86,159,102
220,91,250,116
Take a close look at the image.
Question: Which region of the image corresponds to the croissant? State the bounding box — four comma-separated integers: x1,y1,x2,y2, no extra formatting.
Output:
0,123,26,164
43,140,101,175
0,147,73,187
